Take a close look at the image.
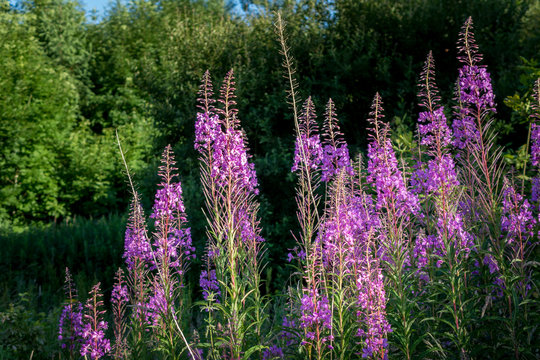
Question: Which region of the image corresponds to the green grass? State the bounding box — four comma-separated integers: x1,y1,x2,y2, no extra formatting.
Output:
0,214,127,312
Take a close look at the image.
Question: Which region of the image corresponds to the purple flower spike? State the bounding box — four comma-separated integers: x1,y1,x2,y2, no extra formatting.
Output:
262,345,285,360
366,93,419,219
532,122,540,168
452,17,496,150
418,108,452,149
300,289,333,345
146,280,175,327
531,79,540,162
531,79,540,208
501,183,536,243
80,283,111,360
355,239,391,359
200,269,220,302
413,52,473,271
58,268,83,353
195,112,221,152
151,145,195,271
195,112,259,195
195,70,259,196
417,52,452,152
124,192,152,270
292,97,323,173
112,277,129,305
482,254,499,274
58,303,83,349
320,99,354,182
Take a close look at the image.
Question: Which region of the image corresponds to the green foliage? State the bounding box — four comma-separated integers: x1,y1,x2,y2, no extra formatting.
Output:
24,0,90,81
2,0,538,266
0,215,126,310
0,1,156,228
0,293,60,360
0,7,79,224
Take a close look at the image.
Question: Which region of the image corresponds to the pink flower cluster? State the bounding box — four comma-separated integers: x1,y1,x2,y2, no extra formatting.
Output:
195,112,259,194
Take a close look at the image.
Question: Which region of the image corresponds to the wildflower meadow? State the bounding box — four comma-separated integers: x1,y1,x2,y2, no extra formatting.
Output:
1,2,539,360
53,15,540,360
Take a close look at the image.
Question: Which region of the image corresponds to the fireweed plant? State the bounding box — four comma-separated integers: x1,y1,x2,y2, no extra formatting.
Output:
57,15,539,360
274,14,538,360
58,268,83,359
195,70,267,359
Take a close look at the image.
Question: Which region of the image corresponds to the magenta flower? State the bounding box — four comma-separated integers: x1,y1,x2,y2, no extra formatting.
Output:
348,195,391,358
413,52,473,272
366,93,419,219
151,145,195,271
146,280,174,327
280,317,297,347
418,108,452,149
200,269,220,302
412,154,459,196
531,79,540,212
195,70,259,196
316,187,391,357
80,283,111,360
300,289,333,345
58,302,83,350
317,192,379,268
482,254,499,274
356,265,392,359
292,134,323,173
458,65,495,110
194,70,266,358
292,97,323,173
194,112,221,152
501,184,536,243
532,122,540,168
124,193,152,270
320,99,353,182
262,345,285,359
58,268,83,352
112,281,129,305
195,111,259,194
531,177,540,204
452,17,496,150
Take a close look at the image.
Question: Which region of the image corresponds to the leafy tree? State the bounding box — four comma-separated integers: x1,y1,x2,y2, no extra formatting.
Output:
0,8,79,226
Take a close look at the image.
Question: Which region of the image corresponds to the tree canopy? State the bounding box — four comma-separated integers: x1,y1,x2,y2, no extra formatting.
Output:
1,0,538,245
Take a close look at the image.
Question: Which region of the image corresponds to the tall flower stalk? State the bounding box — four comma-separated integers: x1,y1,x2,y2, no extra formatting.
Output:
58,267,83,359
352,194,391,360
413,52,474,358
276,14,336,359
490,179,538,359
531,78,540,205
145,145,195,359
294,98,330,359
117,132,152,356
118,132,196,359
452,17,504,226
366,93,418,359
80,283,110,360
317,101,352,357
195,69,266,359
112,268,129,359
321,165,392,358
